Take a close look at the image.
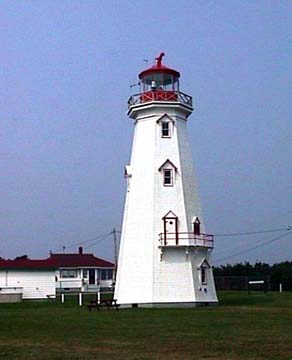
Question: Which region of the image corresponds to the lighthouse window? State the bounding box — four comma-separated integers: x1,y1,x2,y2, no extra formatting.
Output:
193,218,201,235
201,268,207,285
161,122,170,137
163,169,173,186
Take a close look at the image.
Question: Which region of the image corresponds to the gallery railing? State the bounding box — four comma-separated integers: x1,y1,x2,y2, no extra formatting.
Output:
128,91,193,108
159,232,214,248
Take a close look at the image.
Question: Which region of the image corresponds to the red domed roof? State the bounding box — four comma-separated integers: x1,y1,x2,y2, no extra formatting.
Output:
138,52,180,79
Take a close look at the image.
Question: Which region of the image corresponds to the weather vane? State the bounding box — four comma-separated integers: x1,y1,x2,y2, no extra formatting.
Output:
155,52,165,66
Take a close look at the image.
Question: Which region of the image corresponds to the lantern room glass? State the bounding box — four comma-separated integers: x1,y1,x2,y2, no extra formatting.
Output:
140,73,179,93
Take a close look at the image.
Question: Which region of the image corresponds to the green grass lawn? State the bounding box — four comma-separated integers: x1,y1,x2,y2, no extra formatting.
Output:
0,291,291,360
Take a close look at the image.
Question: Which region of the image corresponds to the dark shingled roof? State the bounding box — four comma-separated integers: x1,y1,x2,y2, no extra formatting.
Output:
0,258,57,270
48,253,114,268
0,251,114,270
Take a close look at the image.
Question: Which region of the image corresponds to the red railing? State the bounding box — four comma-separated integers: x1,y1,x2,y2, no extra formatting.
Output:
128,91,193,108
159,232,214,248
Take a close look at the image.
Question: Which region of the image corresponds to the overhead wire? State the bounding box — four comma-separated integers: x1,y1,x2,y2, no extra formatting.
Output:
213,230,292,264
82,232,113,251
51,225,291,261
214,226,290,237
114,225,291,238
52,230,114,253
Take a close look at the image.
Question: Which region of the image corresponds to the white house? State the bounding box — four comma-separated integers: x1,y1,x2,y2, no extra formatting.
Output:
115,53,218,307
49,247,114,292
0,256,57,301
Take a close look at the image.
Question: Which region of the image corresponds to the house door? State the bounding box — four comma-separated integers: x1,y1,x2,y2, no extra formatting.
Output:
89,269,95,285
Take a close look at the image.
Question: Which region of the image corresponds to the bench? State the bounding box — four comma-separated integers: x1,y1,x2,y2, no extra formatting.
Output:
88,298,120,311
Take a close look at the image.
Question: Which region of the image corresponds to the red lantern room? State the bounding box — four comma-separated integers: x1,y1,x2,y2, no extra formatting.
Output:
128,52,192,109
139,52,180,92
138,53,180,103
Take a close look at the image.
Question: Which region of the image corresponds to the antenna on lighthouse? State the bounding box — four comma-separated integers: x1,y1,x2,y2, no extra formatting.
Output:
130,81,140,88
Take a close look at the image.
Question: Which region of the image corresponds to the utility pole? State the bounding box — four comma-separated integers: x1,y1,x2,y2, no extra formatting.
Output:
113,228,118,285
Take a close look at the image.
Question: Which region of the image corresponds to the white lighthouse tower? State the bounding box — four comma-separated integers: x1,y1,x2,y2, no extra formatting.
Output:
115,53,218,306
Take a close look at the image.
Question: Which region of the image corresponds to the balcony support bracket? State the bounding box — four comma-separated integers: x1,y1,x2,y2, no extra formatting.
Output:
185,247,189,261
160,248,164,262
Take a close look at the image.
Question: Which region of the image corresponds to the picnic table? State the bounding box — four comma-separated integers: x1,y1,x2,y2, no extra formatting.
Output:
88,297,120,311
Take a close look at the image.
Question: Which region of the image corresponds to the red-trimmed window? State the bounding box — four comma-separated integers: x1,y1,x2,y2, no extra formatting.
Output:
163,169,173,186
161,121,170,137
201,268,207,285
193,217,201,235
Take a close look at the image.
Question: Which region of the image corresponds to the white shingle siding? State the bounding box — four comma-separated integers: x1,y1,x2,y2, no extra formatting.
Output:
0,270,56,300
115,100,218,306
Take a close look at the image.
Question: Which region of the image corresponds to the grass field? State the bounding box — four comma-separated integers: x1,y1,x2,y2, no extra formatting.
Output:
0,291,291,360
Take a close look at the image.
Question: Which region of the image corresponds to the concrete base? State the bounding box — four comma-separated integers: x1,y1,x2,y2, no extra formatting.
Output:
118,301,218,308
0,293,22,303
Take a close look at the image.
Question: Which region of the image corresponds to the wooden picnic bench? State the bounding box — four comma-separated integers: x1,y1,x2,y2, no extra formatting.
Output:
88,298,120,311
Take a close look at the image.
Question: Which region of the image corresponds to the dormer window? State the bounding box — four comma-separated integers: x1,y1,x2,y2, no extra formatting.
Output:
201,268,207,285
193,217,201,235
157,114,174,138
159,159,178,187
161,121,170,137
163,169,173,186
198,259,211,285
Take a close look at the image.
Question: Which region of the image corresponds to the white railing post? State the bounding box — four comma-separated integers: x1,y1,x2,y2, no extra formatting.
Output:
79,293,82,306
97,287,101,304
279,283,282,293
61,293,64,303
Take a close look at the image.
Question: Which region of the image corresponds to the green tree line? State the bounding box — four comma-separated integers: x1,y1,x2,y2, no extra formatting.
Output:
213,261,292,291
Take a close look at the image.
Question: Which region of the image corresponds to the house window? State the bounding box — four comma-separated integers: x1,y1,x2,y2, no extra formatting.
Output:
96,269,100,279
101,269,113,280
163,169,173,186
83,269,88,279
60,269,77,278
201,268,207,285
161,122,170,137
107,269,113,280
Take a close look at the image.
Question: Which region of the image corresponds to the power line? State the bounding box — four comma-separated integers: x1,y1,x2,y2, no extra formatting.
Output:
114,226,291,237
214,226,290,237
52,231,113,253
213,230,292,264
82,232,113,251
50,224,291,256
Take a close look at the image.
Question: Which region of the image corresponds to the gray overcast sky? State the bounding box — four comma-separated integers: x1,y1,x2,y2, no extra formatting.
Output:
1,1,291,264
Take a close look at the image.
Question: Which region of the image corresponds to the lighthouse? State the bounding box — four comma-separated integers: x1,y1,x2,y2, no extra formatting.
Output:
114,53,218,306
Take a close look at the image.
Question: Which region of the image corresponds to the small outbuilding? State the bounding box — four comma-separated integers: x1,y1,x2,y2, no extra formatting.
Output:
0,256,57,301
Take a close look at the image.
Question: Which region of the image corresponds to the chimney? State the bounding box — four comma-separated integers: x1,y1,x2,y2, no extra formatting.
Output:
79,246,83,255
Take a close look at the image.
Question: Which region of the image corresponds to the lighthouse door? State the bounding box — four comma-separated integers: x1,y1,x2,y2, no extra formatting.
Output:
162,211,178,245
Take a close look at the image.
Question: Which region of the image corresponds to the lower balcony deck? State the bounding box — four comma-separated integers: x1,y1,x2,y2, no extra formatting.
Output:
159,232,214,248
